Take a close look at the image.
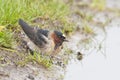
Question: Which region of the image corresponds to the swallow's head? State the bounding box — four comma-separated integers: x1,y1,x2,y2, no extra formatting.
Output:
51,30,68,50
54,30,68,42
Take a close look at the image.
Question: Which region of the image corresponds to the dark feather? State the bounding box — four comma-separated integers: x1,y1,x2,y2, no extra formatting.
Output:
37,29,49,37
19,19,35,40
19,19,49,48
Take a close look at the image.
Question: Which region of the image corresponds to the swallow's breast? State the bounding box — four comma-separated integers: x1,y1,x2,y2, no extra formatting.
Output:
43,39,55,55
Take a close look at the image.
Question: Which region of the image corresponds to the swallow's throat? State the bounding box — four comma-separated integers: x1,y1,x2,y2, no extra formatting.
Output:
51,32,63,50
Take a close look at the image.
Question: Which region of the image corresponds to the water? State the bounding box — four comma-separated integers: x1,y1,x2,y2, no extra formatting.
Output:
106,0,120,9
64,18,120,80
64,0,120,79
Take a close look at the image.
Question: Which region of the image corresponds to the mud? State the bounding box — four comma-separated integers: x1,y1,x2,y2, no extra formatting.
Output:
0,0,120,80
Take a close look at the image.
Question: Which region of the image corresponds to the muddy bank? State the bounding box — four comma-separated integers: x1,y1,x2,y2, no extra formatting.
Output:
1,0,120,80
0,64,65,80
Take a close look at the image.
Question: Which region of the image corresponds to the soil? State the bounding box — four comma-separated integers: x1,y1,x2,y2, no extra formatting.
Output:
0,0,120,80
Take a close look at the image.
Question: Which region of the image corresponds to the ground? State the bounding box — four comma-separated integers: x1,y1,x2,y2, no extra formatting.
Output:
0,0,120,80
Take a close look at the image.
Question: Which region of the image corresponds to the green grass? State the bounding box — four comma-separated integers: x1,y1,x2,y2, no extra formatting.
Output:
27,52,52,68
75,10,93,22
0,28,14,48
83,22,95,34
0,0,70,25
16,52,52,68
91,0,106,10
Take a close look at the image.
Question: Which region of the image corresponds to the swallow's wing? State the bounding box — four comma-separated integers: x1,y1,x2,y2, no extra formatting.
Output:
37,29,49,37
19,19,49,48
19,19,36,40
33,29,49,48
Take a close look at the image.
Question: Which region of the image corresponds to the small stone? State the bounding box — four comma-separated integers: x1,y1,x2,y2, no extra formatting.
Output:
77,52,83,60
28,74,34,80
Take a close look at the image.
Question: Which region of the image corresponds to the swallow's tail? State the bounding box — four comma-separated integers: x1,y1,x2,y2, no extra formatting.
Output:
19,19,35,40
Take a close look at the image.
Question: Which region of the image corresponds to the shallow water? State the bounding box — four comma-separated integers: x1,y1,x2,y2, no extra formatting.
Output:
106,0,120,9
64,0,120,79
64,17,120,80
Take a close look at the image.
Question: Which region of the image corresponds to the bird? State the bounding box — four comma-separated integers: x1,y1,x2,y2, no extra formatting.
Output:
18,19,68,56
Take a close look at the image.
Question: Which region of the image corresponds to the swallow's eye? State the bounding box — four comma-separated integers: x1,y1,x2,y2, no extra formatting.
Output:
62,36,65,39
58,35,62,38
60,36,65,40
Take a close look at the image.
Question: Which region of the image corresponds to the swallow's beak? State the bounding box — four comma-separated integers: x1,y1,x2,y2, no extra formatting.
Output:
64,39,69,42
62,34,69,42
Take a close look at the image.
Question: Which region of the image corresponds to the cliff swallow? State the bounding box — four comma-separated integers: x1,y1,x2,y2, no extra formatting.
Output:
19,19,68,55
